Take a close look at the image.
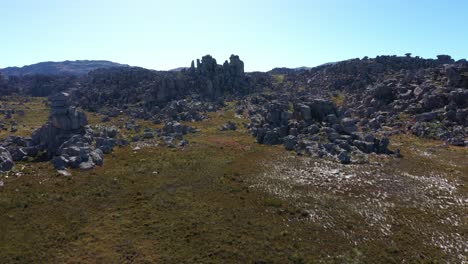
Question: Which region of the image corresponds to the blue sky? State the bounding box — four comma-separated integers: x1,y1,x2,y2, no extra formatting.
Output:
1,0,467,71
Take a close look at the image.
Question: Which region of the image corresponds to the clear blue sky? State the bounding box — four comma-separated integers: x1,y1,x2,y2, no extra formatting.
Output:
1,0,467,71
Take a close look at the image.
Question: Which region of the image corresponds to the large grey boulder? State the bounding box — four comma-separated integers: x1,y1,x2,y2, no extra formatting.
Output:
79,160,95,170
90,149,104,166
0,147,14,172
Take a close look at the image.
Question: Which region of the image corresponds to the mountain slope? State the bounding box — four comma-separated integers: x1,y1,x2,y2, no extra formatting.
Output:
1,60,129,76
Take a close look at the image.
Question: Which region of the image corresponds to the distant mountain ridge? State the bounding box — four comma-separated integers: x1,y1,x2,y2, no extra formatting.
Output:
0,60,129,76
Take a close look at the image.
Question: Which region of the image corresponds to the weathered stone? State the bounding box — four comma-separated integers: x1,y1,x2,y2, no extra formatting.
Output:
283,135,297,151
79,160,95,170
0,147,14,172
353,140,375,153
9,147,27,161
263,130,280,145
52,156,68,170
338,151,351,164
95,137,115,154
90,149,104,166
220,121,237,131
415,111,439,122
179,139,189,147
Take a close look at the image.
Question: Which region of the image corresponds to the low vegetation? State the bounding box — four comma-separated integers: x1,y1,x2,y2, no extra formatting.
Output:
0,98,466,263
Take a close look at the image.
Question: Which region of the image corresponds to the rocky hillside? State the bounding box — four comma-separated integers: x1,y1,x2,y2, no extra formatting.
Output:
1,54,466,149
1,60,128,76
259,54,468,148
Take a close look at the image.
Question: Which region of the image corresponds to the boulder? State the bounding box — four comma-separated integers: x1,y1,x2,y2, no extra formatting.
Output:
283,135,297,150
95,137,115,154
372,84,395,103
104,126,119,138
52,156,68,170
308,99,337,121
0,147,14,172
353,140,375,153
90,149,104,166
220,121,237,131
9,147,28,161
179,139,189,147
299,104,312,121
143,130,155,139
415,111,440,122
79,160,95,170
263,130,280,145
338,151,351,164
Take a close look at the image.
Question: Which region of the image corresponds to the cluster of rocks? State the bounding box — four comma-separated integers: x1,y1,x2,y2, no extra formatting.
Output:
0,105,20,132
155,99,221,123
0,92,122,172
268,55,467,147
133,121,196,148
345,63,468,146
161,121,196,147
104,114,197,148
97,98,222,129
0,119,16,132
246,96,395,164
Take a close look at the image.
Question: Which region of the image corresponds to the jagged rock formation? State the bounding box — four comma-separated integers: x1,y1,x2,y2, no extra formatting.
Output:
31,92,88,156
190,55,248,99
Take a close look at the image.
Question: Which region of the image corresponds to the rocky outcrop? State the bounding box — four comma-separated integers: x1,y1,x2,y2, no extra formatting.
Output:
1,92,121,172
192,54,248,99
31,92,88,156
